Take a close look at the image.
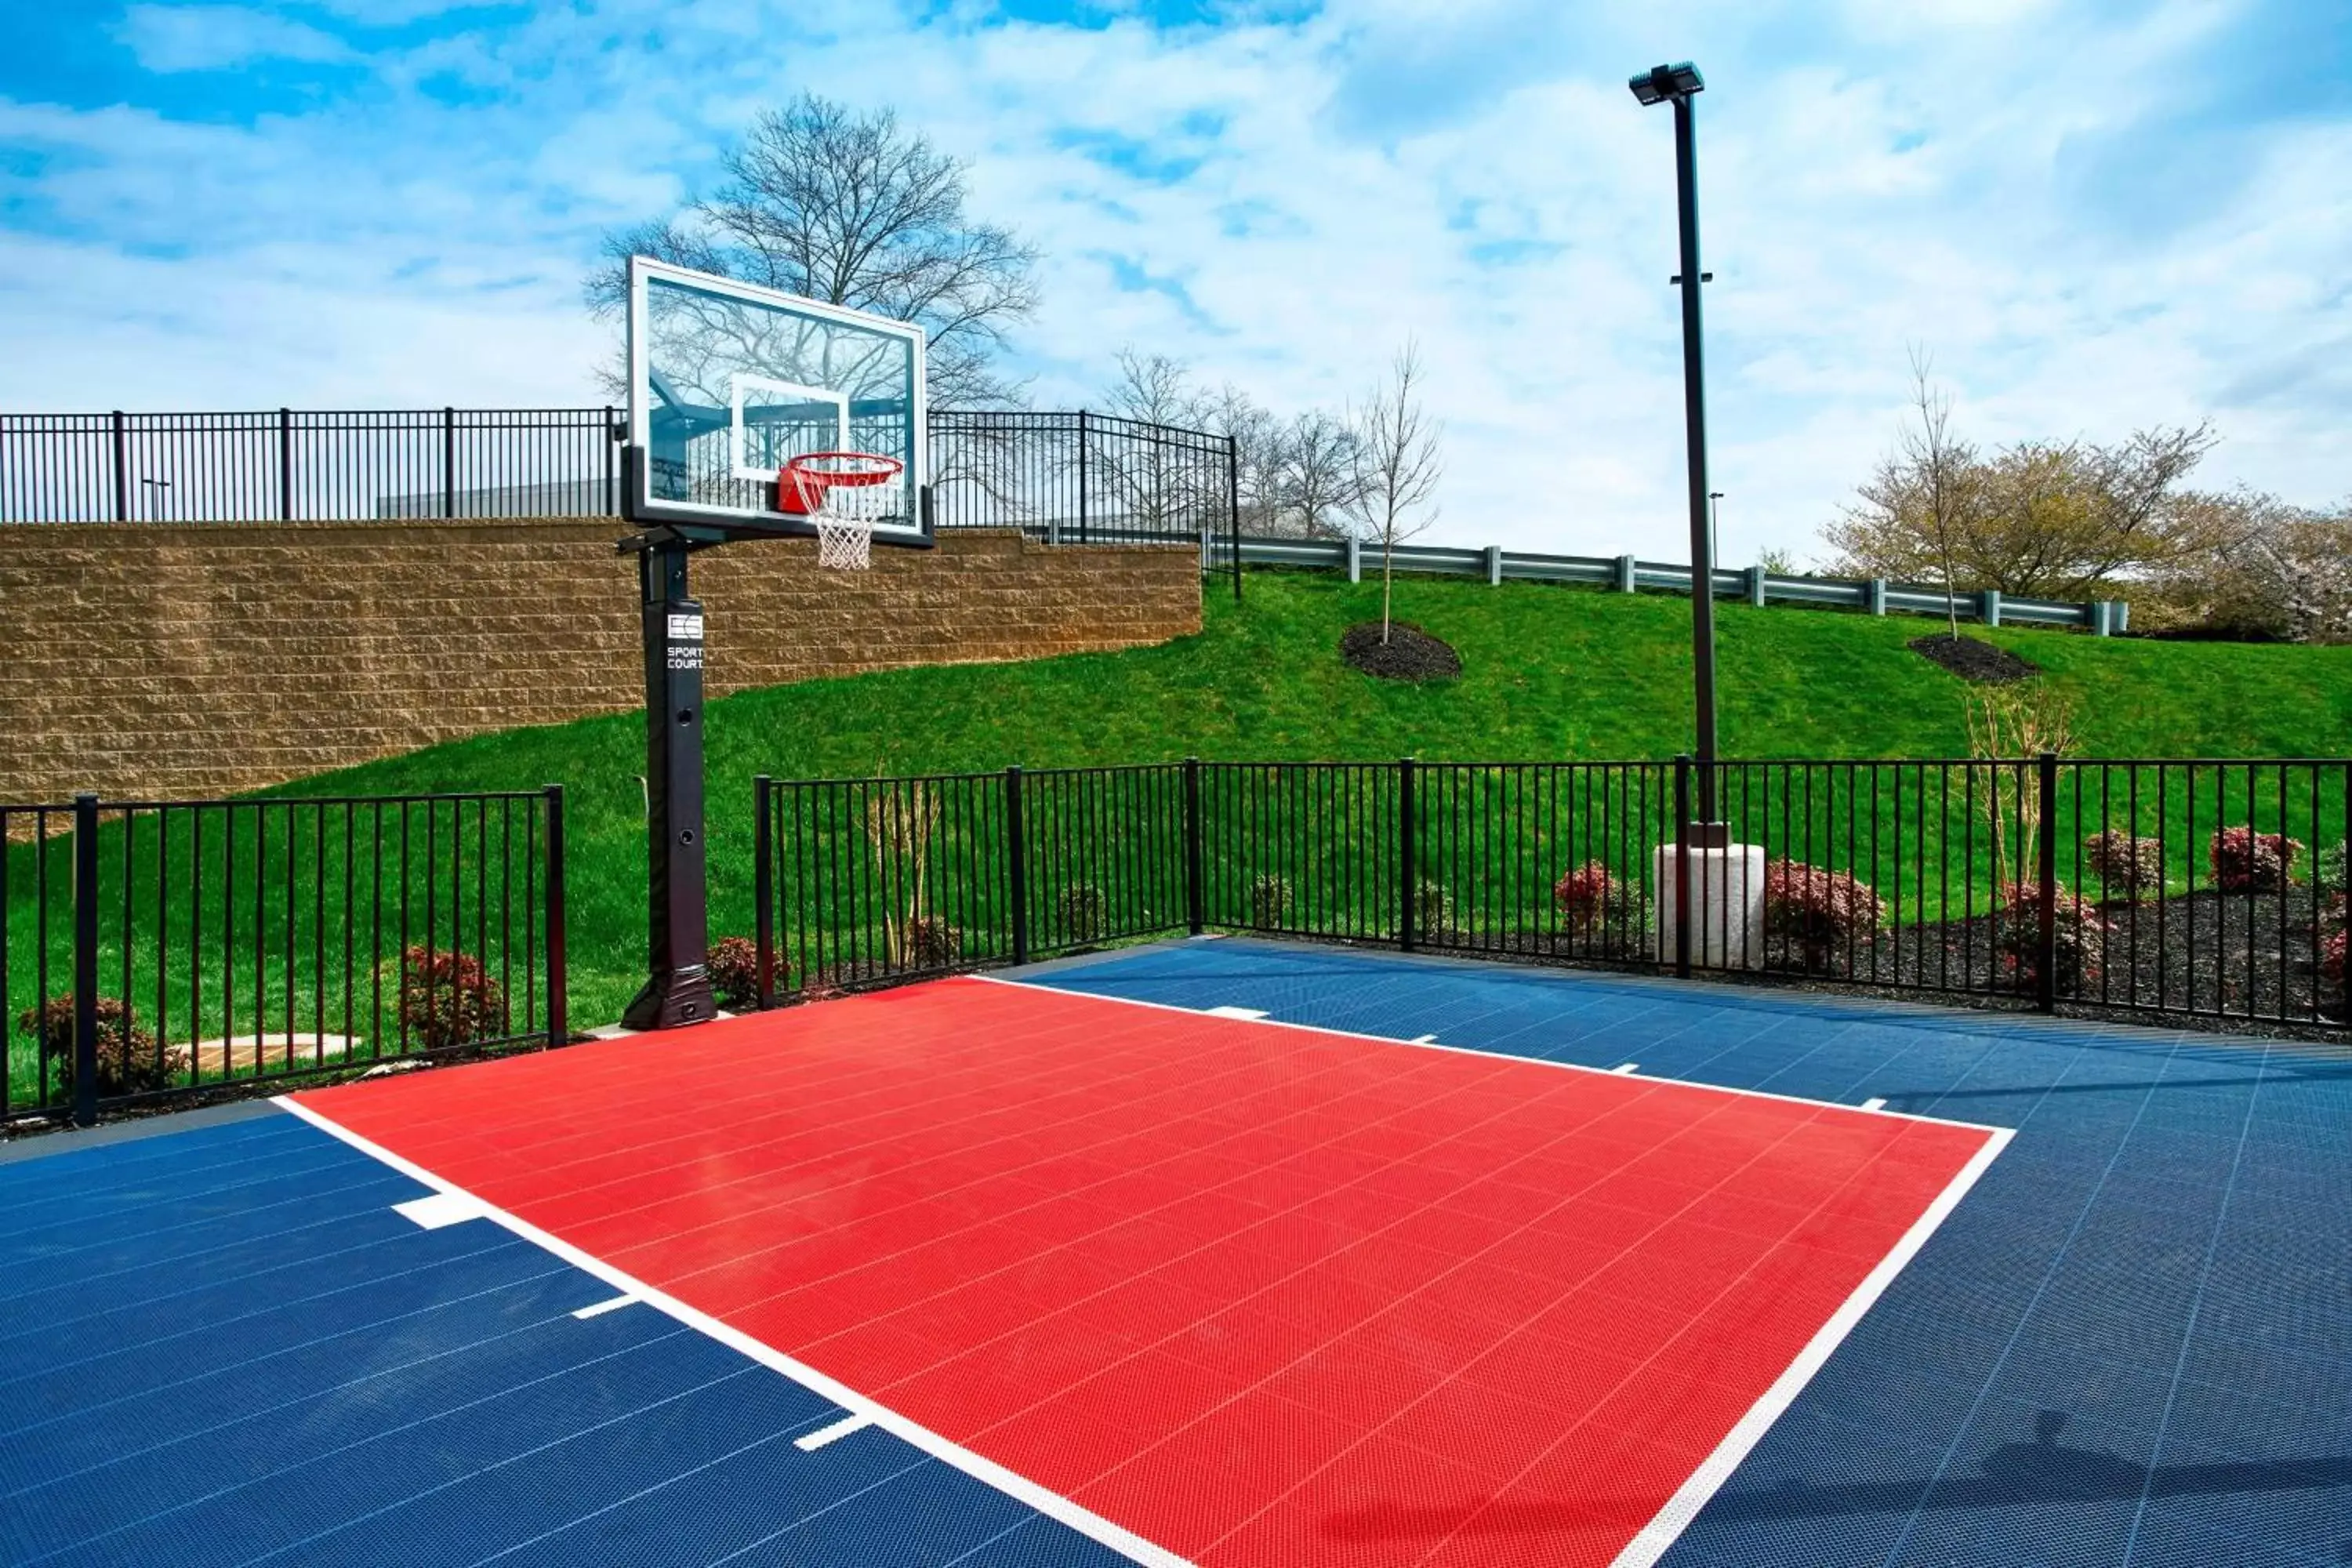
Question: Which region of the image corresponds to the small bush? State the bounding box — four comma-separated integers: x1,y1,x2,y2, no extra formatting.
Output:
1056,884,1108,945
906,915,963,968
1413,877,1454,935
1993,882,2109,992
2319,840,2348,898
396,946,505,1051
706,936,761,1011
1552,861,1641,935
1762,861,1886,967
2081,832,2165,903
16,996,186,1101
2208,826,2303,895
1249,874,1293,927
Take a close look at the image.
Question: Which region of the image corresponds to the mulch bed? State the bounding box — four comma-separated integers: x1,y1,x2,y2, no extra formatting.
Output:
1910,633,2042,684
1341,621,1461,682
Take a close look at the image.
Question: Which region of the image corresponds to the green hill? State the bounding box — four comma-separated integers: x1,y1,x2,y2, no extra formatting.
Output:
276,569,2349,1022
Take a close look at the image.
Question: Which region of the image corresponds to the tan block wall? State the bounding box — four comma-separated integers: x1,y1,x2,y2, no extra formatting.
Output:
0,519,1200,801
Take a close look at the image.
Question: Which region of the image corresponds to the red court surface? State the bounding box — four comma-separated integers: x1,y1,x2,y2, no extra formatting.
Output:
292,977,2007,1568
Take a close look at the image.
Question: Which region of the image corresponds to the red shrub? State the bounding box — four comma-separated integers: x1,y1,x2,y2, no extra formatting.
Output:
1763,861,1886,966
706,936,761,1011
1994,882,2109,992
396,947,506,1051
2081,831,2165,902
1552,862,1639,934
16,995,187,1100
2207,826,2303,895
2322,928,2347,987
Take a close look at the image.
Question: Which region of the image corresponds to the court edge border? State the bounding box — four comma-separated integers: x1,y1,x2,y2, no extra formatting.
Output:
270,1095,1197,1568
975,971,2020,1567
970,973,2013,1137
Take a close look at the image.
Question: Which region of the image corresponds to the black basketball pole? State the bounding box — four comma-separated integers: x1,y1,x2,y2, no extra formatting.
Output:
622,535,717,1029
1632,61,1720,823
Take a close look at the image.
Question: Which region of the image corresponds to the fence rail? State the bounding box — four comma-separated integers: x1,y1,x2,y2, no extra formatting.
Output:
2,786,567,1126
755,757,2348,1032
1220,534,2129,633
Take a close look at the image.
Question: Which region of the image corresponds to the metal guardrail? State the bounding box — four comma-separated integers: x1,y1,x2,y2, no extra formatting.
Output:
1214,534,2130,633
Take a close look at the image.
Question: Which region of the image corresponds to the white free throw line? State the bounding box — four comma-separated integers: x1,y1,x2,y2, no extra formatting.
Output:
794,1414,876,1452
393,1192,488,1230
572,1294,638,1320
1606,1123,2015,1567
1205,1006,1269,1020
1861,1098,1889,1112
274,1098,1194,1568
1611,1062,1640,1075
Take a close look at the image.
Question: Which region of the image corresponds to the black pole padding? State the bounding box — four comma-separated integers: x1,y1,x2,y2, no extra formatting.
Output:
543,784,568,1047
1005,767,1029,967
753,775,776,1007
71,793,100,1127
622,540,715,1029
2036,752,2060,1013
1671,93,1719,819
1674,756,1694,980
1398,758,1417,953
1183,757,1205,935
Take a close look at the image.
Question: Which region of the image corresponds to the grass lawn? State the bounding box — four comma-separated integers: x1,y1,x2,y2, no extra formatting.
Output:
9,568,2350,1073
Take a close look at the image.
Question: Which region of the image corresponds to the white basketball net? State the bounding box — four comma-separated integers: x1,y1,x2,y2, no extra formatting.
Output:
782,454,904,572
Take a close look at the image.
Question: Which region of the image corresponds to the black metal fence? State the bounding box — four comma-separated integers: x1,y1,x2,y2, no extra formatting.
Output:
755,757,2350,1033
2,787,567,1127
0,407,1240,553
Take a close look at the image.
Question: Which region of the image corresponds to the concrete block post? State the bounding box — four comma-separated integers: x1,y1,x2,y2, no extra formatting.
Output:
1346,534,1361,584
1484,544,1502,586
1745,564,1766,608
1867,578,1888,616
1616,554,1638,593
1981,588,2003,628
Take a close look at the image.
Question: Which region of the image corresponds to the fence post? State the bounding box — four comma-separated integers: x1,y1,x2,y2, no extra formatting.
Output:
71,793,100,1127
2035,751,2058,1013
1673,757,1694,981
1183,758,1205,936
1005,766,1029,967
604,406,618,517
753,775,775,1007
1227,433,1243,603
111,412,129,523
278,407,294,521
1074,412,1089,545
1398,757,1417,953
543,784,568,1047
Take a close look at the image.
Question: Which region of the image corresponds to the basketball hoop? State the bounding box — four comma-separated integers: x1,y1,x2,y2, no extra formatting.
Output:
778,452,905,572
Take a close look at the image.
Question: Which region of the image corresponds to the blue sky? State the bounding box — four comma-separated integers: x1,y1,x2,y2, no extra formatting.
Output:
2,0,2344,560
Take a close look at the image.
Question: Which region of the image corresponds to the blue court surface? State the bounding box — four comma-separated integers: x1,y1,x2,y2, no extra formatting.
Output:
3,935,2347,1567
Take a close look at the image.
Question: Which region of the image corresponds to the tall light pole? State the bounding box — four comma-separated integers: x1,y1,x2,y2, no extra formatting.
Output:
1630,61,1721,825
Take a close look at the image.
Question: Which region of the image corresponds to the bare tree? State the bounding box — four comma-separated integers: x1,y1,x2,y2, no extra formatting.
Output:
1343,342,1444,644
1824,348,1980,637
586,95,1038,408
1279,409,1361,539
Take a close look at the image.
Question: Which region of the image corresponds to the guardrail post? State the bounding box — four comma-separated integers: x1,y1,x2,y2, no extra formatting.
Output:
2035,752,2058,1013
278,408,294,521
1616,554,1637,593
111,412,129,523
1484,545,1502,586
1398,757,1417,953
2114,601,2129,633
1981,587,2002,628
71,793,100,1127
2091,601,2112,637
1745,564,1766,608
1005,767,1029,967
1183,758,1204,935
753,775,775,1007
1346,535,1361,583
442,406,458,520
1672,758,1693,980
543,784,568,1046
1867,577,1888,616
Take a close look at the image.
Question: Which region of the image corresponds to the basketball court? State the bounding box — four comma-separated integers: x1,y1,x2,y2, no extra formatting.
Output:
6,938,2340,1566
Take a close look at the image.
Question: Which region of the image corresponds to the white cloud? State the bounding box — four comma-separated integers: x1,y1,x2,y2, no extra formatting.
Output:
5,0,2347,569
114,5,354,73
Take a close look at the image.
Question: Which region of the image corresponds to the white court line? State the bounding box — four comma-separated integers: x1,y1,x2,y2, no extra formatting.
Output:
572,1294,637,1320
1611,1062,1641,1075
1204,1006,1269,1020
1607,1124,2014,1567
393,1192,487,1230
794,1414,875,1452
274,1098,1195,1568
1408,1034,1438,1045
1861,1098,1889,1112
971,975,2009,1137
